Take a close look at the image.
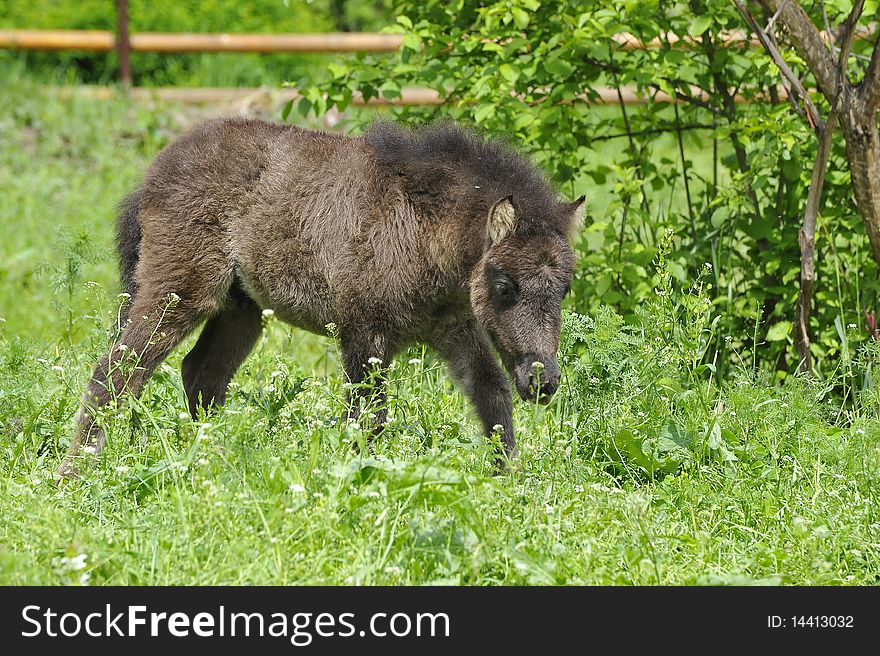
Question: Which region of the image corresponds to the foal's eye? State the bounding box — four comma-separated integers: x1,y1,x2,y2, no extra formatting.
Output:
486,267,518,310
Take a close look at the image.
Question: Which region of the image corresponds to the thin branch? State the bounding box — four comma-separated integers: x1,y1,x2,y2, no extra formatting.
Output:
766,24,808,121
582,55,719,112
702,19,760,215
766,0,788,33
665,87,718,111
836,0,866,90
612,77,652,296
820,0,836,49
712,113,718,197
861,31,880,111
735,0,824,131
794,104,841,372
755,0,838,98
589,123,715,143
673,101,696,241
614,80,651,215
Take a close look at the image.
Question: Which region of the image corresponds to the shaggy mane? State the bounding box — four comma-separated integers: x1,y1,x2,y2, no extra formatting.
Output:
364,121,568,236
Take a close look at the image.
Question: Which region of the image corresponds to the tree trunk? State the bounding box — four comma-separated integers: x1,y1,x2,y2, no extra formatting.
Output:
841,92,880,264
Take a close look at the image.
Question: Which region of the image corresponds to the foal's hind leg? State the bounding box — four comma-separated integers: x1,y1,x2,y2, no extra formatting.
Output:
182,289,262,419
58,293,211,479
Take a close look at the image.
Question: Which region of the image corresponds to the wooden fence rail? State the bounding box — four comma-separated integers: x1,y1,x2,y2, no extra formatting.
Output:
50,83,791,109
0,29,405,53
3,26,871,54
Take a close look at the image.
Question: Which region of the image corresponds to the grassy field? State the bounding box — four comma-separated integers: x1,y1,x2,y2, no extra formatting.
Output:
1,75,879,586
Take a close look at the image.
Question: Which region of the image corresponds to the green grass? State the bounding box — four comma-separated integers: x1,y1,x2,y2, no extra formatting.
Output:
1,77,879,586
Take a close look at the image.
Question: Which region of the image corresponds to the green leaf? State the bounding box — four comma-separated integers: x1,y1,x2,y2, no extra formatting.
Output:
708,422,722,449
658,422,694,450
766,322,791,342
544,57,574,78
401,33,421,52
474,103,496,123
499,63,521,83
280,99,293,122
327,62,348,79
595,274,612,296
688,15,712,37
511,7,531,29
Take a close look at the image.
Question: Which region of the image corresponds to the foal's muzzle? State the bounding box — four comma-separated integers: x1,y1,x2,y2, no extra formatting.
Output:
513,354,561,404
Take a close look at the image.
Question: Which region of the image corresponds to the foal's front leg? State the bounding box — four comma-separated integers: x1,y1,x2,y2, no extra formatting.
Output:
432,321,516,466
339,329,391,436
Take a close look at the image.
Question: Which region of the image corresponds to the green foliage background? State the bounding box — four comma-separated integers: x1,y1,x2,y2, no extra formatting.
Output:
298,0,879,385
1,1,880,585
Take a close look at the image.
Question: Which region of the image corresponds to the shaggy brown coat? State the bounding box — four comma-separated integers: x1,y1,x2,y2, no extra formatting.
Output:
59,119,583,477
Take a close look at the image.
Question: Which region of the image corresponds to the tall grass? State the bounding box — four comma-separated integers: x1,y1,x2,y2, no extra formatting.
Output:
1,78,878,585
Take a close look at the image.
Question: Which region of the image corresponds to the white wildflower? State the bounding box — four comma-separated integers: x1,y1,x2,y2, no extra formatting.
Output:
289,483,306,493
262,308,275,317
61,554,87,572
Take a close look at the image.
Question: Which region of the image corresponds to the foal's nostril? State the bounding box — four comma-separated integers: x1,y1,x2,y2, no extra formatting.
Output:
540,378,559,399
528,367,559,399
525,372,536,397
516,356,561,402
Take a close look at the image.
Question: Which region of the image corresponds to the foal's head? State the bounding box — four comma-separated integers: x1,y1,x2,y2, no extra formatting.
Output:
471,195,584,404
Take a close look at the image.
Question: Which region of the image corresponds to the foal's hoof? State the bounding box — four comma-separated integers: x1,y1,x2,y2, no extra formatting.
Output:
493,449,520,476
56,459,80,483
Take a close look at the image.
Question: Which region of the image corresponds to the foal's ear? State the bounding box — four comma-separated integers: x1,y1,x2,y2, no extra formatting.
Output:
561,194,586,238
487,195,517,245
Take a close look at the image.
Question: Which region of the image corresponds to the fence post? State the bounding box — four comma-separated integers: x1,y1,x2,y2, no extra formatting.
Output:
116,0,131,87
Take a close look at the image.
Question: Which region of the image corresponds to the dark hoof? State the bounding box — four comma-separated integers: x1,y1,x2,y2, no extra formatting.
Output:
56,459,80,482
493,449,520,476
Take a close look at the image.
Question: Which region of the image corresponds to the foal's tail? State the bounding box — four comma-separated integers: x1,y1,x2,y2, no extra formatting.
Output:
115,187,143,321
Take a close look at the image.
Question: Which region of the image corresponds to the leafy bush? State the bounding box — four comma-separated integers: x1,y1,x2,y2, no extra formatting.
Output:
297,0,878,383
558,230,868,480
